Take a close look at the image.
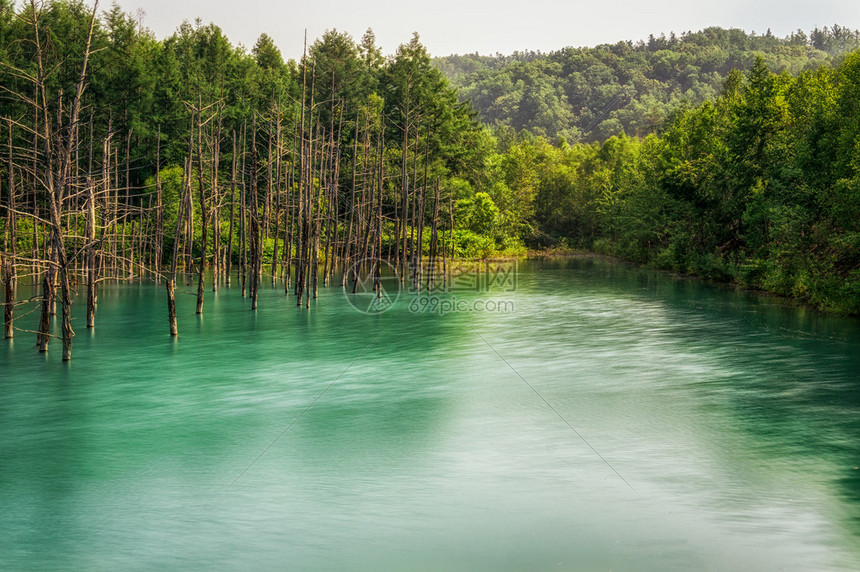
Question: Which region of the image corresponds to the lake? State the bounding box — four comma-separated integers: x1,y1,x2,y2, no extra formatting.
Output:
2,257,859,570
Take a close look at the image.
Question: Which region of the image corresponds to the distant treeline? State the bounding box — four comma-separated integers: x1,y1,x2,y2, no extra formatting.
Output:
435,25,860,142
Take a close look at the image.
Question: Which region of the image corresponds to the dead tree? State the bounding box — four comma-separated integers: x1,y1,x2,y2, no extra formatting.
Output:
24,0,99,360
195,102,207,314
166,156,190,336
4,120,16,339
226,130,237,286
248,115,261,310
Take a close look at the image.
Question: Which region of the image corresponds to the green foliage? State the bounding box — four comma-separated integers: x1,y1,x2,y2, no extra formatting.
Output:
308,29,371,130
450,229,496,259
466,192,500,235
144,166,185,230
506,51,860,314
436,26,859,142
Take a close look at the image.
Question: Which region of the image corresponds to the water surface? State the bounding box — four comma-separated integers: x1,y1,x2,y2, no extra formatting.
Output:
2,258,859,570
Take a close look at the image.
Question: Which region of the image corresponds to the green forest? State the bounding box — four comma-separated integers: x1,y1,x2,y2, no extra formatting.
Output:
434,26,860,313
436,25,860,142
507,53,860,314
2,0,860,362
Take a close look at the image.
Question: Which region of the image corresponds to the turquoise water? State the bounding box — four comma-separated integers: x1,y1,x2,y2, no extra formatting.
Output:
2,258,859,570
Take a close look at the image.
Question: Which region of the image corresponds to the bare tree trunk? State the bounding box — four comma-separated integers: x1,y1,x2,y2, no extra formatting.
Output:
428,177,440,289
297,55,314,307
376,125,384,295
4,120,16,339
311,121,322,302
184,131,194,277
249,116,260,310
321,141,333,289
141,195,151,279
31,85,38,271
354,130,376,293
270,110,282,282
97,133,111,306
263,120,272,248
123,127,132,279
155,126,164,273
29,0,99,357
3,254,13,339
283,113,297,292
399,100,409,281
58,0,98,357
195,104,207,313
239,123,247,296
86,176,96,327
166,159,188,336
323,105,342,287
408,123,420,284
415,134,431,288
226,130,236,286
211,116,222,292
166,277,177,334
342,113,360,287
37,254,53,352
59,256,73,361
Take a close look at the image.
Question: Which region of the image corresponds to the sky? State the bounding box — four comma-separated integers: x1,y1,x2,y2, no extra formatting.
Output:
114,0,860,59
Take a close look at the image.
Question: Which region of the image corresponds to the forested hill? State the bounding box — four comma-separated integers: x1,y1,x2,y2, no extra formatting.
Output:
434,26,860,142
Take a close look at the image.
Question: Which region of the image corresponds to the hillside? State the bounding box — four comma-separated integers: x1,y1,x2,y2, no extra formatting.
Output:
435,25,860,142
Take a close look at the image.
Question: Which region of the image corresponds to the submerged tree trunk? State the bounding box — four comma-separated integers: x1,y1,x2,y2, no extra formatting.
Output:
166,278,177,335
196,104,207,315
37,255,53,352
239,123,247,297
5,120,16,339
249,116,260,310
166,157,189,336
86,176,97,328
3,256,13,339
59,256,73,361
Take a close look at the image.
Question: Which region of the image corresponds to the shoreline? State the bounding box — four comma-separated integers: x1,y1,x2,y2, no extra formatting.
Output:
503,248,853,317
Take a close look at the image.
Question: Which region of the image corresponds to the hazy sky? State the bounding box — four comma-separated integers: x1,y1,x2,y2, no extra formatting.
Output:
116,0,859,59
